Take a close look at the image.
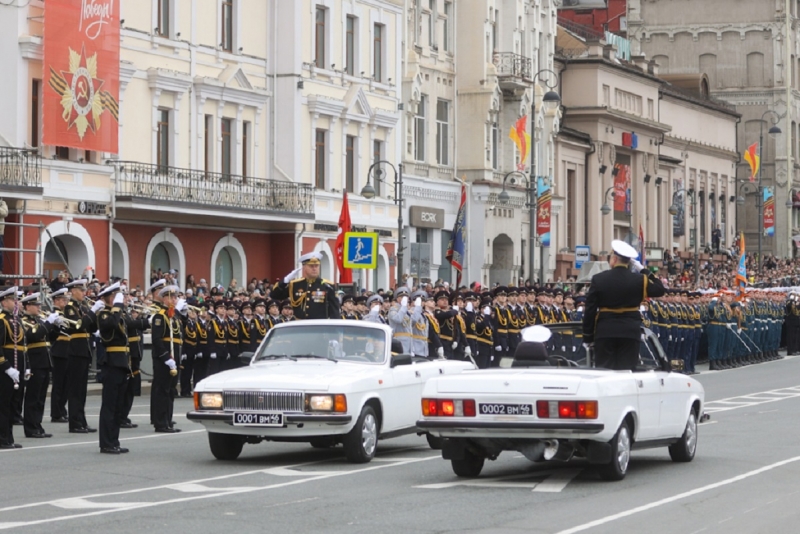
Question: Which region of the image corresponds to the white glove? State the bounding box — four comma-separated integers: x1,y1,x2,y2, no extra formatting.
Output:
466,302,474,312
436,347,444,358
91,300,105,313
113,292,125,306
165,359,177,370
180,353,187,362
46,312,59,324
176,298,188,315
414,297,422,308
495,345,503,351
582,342,594,350
464,346,472,356
195,352,202,360
5,367,20,382
451,341,458,349
453,304,459,311
401,296,409,307
283,267,302,284
210,352,217,359
25,369,31,379
630,259,644,273
483,306,491,315
370,304,380,313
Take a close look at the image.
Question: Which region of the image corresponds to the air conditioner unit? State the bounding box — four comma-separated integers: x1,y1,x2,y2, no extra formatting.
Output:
559,0,607,8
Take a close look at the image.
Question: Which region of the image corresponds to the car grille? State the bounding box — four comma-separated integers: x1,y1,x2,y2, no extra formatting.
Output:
223,391,304,413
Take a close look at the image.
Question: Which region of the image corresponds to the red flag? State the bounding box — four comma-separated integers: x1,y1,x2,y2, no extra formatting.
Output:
335,191,353,284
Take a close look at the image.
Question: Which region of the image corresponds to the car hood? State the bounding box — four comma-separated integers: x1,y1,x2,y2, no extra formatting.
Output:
433,368,619,395
196,360,384,392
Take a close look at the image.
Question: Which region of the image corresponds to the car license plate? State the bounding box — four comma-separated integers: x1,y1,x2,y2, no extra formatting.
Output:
232,412,284,427
479,403,533,415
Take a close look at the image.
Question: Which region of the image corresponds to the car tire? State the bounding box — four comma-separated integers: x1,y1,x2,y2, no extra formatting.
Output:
426,433,443,450
669,410,698,463
208,432,244,461
343,405,378,463
309,437,337,449
597,420,631,481
451,450,485,478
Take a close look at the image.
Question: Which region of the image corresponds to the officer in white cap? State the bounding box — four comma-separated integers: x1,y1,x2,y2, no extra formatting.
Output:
64,279,101,434
582,240,665,371
271,252,340,319
0,286,24,448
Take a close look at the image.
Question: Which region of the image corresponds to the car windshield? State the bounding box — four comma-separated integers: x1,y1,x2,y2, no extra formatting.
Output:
254,324,389,364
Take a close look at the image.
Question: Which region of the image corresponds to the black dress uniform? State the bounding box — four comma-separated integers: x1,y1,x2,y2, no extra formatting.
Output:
64,282,99,433
207,306,228,376
225,311,240,371
272,277,340,320
120,310,147,427
180,317,198,397
21,296,57,438
150,295,182,432
583,241,665,371
0,287,24,448
49,289,71,423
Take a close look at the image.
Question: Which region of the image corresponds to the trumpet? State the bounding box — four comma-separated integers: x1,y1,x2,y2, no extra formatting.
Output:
129,303,160,314
187,305,204,313
37,311,80,327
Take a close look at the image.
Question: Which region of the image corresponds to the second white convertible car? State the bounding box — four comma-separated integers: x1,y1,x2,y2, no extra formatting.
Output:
188,320,474,463
417,324,705,481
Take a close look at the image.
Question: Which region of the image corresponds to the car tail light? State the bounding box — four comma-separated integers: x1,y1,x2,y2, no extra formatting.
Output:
536,400,598,420
421,399,476,417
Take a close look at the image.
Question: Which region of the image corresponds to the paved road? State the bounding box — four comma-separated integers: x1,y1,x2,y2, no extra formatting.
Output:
3,356,800,534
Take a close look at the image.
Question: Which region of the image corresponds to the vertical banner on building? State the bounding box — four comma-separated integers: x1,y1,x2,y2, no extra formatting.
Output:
44,0,121,153
763,186,775,237
672,178,685,237
445,182,467,286
537,176,551,247
613,163,631,214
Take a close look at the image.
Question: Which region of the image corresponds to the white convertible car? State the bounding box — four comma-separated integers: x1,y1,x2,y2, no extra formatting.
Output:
188,320,474,463
417,324,705,481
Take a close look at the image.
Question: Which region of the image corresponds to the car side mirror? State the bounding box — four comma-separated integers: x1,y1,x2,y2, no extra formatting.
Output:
390,354,413,367
239,351,254,364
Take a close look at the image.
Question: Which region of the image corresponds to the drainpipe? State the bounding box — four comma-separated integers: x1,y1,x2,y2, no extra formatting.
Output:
109,166,117,281
584,132,595,247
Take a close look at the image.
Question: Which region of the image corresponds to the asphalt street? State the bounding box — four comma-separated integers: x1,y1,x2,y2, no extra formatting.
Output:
3,356,800,534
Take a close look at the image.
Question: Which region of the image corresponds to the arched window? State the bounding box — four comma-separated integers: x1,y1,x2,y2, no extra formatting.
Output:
151,243,171,272
747,52,764,87
215,247,234,288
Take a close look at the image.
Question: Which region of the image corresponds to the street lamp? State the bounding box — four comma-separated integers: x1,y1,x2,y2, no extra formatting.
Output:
498,171,539,283
756,110,781,273
361,161,404,285
600,186,615,216
668,188,699,283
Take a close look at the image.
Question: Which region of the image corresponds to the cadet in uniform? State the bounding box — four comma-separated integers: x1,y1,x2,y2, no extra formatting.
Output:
582,240,666,371
180,307,199,397
150,285,182,433
21,293,58,438
225,302,240,370
491,287,509,365
207,300,228,375
409,290,431,358
272,252,340,320
64,279,102,434
49,288,71,423
0,287,24,449
120,299,147,427
422,293,444,358
387,288,419,354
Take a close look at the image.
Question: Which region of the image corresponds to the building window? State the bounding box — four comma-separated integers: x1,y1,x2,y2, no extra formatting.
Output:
372,140,383,197
491,122,499,170
346,15,356,76
242,121,250,177
157,0,170,37
415,95,427,161
55,146,70,160
157,109,170,170
699,192,706,246
315,7,326,68
315,129,326,189
31,79,40,148
221,118,232,177
204,115,213,174
346,135,356,193
443,1,452,52
436,99,449,166
373,23,383,82
429,0,436,49
221,0,233,51
416,228,430,243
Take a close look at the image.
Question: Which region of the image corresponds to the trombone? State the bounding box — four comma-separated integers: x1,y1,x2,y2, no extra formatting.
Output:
129,302,160,314
37,311,80,327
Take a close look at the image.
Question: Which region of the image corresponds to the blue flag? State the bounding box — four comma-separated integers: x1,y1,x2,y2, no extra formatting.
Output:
446,183,467,286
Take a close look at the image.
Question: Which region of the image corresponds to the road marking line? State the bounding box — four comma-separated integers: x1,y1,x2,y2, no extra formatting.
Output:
0,430,204,453
555,454,800,534
51,498,147,510
0,455,440,529
533,469,582,493
261,467,349,477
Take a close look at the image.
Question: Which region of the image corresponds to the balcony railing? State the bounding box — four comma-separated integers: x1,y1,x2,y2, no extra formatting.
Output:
0,147,43,192
114,162,315,218
493,52,532,81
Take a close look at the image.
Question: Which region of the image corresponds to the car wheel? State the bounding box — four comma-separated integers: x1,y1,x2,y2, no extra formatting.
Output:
669,410,698,462
597,420,631,481
451,449,485,478
208,432,244,461
343,406,378,463
426,433,443,450
309,437,337,449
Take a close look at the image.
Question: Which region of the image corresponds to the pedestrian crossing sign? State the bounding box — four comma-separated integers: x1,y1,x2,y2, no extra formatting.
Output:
343,232,378,269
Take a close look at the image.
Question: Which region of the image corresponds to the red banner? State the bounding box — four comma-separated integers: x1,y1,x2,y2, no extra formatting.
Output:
613,163,630,213
44,0,120,153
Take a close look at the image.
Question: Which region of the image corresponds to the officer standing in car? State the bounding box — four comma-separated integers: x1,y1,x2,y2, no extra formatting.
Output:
272,252,340,320
583,240,666,371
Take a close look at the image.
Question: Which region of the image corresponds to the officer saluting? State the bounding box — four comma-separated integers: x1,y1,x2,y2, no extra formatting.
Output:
272,252,340,320
582,240,666,371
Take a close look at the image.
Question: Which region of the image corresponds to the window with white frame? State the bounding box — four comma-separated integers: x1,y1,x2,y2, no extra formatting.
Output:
242,120,250,177
221,0,234,51
156,0,170,37
415,95,428,161
346,135,356,193
204,115,214,174
346,15,357,76
315,6,327,68
221,118,233,176
373,23,384,82
315,129,327,189
429,0,437,49
436,99,450,166
492,121,499,170
157,108,170,170
443,1,452,52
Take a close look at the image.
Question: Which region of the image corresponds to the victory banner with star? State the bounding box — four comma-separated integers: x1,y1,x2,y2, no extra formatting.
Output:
43,0,120,153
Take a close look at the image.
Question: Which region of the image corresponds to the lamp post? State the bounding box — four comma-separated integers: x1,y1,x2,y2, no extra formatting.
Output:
361,161,404,285
498,171,538,283
755,110,782,274
668,188,698,283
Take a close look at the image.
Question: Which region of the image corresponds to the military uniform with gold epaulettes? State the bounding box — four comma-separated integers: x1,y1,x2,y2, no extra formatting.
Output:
194,318,209,384
225,317,240,371
424,310,443,358
238,317,252,355
207,314,227,376
179,318,199,397
435,309,459,359
473,310,495,369
64,299,98,432
21,313,56,437
491,305,509,366
119,311,147,426
49,308,71,422
0,306,26,447
150,305,182,431
249,316,268,352
506,306,521,355
271,277,340,320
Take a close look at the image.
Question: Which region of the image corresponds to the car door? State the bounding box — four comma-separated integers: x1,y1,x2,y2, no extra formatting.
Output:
634,333,664,439
381,359,425,432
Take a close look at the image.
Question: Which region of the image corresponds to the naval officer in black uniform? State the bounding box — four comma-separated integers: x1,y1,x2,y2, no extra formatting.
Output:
582,240,666,371
272,252,340,320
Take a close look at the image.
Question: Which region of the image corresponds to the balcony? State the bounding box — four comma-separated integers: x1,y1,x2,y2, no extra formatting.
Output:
0,147,43,196
493,52,532,92
114,162,315,219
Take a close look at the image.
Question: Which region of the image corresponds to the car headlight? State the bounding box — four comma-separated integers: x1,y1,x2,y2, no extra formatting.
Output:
305,394,347,413
199,392,224,409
